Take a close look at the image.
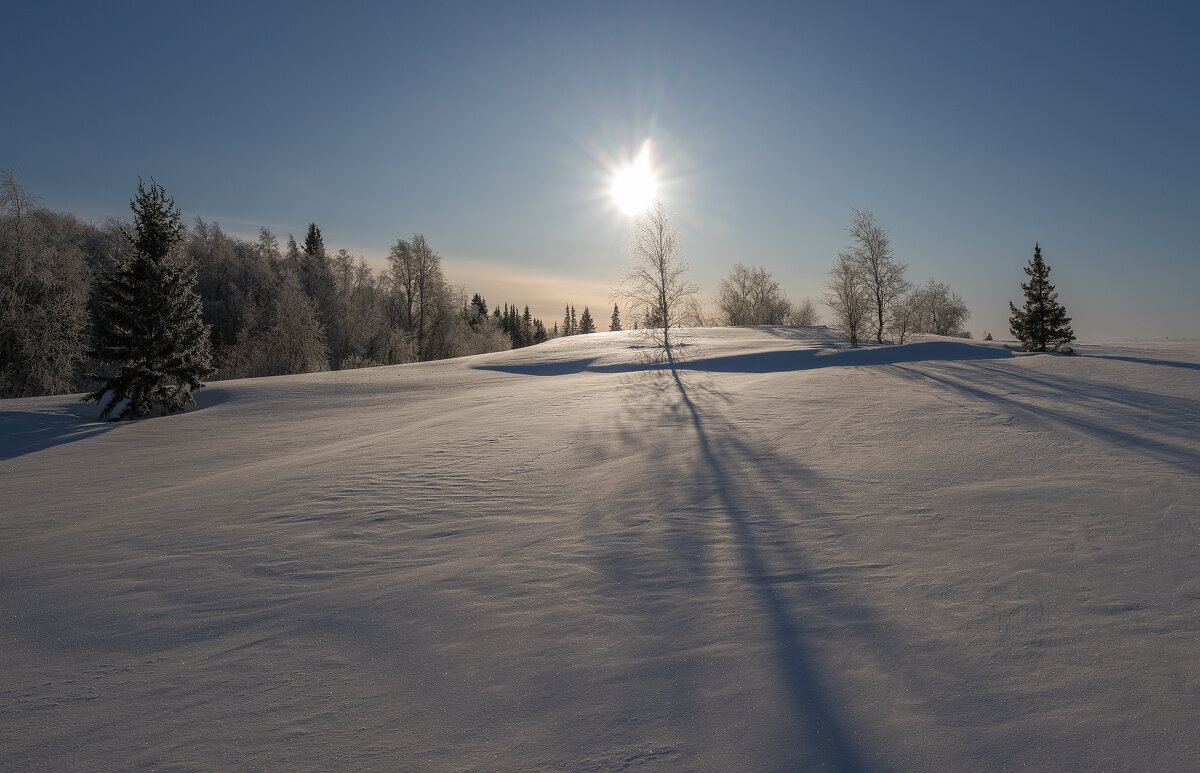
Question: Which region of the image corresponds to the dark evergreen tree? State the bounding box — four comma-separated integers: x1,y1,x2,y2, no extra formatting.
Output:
532,319,547,344
298,221,335,323
610,303,622,331
303,222,325,258
522,305,533,345
569,305,577,335
86,180,213,419
562,304,572,336
1009,243,1075,352
470,293,488,323
579,306,596,334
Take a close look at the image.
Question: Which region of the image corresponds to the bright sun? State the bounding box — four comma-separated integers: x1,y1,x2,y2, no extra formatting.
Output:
611,144,658,215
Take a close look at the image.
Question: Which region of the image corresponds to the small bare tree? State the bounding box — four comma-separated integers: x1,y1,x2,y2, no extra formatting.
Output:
787,297,821,326
618,197,697,354
823,252,870,347
920,278,970,336
891,278,971,341
716,263,792,326
845,208,909,343
889,288,920,344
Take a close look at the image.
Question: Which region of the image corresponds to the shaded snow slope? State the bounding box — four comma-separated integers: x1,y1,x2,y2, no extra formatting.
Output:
2,327,1198,771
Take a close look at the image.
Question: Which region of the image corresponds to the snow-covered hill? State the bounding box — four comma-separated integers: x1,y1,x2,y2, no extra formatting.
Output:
3,327,1198,771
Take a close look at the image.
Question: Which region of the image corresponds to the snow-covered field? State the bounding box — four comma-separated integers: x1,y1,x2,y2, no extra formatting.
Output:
2,327,1197,771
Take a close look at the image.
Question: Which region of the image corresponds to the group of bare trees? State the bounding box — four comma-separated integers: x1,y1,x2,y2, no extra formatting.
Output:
0,171,91,398
823,208,970,346
616,201,970,351
715,263,817,327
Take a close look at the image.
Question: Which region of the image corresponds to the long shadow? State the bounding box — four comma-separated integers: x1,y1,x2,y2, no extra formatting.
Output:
658,342,876,771
0,409,119,462
476,341,1011,377
1081,353,1200,371
474,357,599,376
892,364,1200,474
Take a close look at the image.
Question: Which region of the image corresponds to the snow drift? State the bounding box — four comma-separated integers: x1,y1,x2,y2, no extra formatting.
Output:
2,327,1197,771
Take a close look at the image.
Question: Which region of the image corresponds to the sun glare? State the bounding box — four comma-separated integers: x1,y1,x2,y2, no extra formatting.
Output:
611,144,658,215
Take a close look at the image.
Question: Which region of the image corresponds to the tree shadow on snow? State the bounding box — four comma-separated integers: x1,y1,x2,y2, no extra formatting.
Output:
659,344,878,771
0,408,120,461
891,361,1200,474
579,344,902,770
0,390,232,462
476,340,1011,378
1081,353,1200,371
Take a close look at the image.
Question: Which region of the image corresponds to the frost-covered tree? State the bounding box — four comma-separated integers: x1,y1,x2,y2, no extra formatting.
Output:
716,263,792,326
0,170,91,398
844,209,909,343
386,234,445,360
298,221,336,325
787,297,820,327
578,306,596,333
919,279,970,337
1009,243,1075,352
822,252,870,347
262,270,329,374
85,180,213,419
619,196,697,352
609,303,622,331
890,279,970,343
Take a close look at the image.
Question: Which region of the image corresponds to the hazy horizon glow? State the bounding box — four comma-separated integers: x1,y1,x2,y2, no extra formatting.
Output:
3,2,1198,339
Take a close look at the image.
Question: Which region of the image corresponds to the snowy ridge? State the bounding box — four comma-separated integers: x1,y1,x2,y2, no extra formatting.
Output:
2,327,1198,771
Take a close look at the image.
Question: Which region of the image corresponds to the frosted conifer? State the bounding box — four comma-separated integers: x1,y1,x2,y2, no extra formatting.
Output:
86,180,213,419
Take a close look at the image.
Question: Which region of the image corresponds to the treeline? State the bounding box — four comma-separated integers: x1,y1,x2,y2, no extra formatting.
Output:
0,172,550,399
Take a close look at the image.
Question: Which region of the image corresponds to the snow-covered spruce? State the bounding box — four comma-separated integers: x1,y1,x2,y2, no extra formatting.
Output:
85,180,213,420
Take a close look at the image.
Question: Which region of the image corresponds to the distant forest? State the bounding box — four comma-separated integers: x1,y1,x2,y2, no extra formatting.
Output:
1,172,576,399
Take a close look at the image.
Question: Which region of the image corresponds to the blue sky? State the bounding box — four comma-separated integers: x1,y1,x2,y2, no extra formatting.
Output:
5,1,1198,338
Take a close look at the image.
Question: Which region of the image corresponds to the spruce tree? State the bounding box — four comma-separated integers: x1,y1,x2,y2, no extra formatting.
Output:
1009,243,1075,352
610,303,622,331
562,304,572,336
570,305,577,335
303,222,325,258
579,306,596,334
298,222,335,322
86,180,213,419
522,305,533,345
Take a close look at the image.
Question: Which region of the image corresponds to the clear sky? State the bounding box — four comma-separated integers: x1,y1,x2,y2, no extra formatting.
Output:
5,1,1198,339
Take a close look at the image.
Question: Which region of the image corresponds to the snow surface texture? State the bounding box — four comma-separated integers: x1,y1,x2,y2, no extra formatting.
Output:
2,327,1198,771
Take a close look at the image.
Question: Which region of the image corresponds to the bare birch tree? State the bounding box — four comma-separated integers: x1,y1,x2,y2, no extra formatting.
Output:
845,208,909,343
787,297,821,326
618,197,697,354
823,252,870,347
